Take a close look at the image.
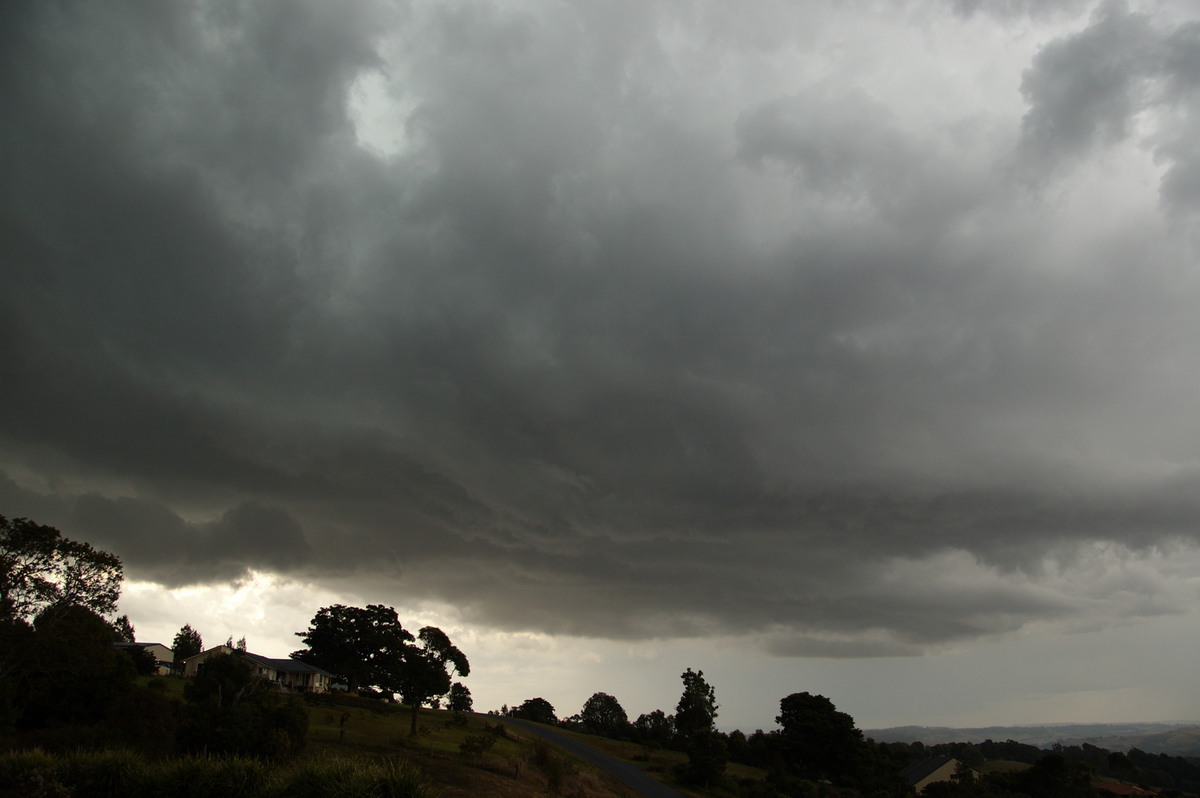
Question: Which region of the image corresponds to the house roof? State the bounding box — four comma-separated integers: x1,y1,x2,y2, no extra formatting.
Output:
181,645,333,676
900,755,959,786
246,654,334,676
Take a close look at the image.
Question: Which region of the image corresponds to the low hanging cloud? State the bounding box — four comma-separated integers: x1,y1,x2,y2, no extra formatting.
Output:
3,0,1200,657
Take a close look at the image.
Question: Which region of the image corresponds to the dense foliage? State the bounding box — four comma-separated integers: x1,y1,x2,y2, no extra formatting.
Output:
172,623,203,668
512,697,558,724
578,691,629,737
292,604,413,692
393,625,470,735
180,653,308,759
0,515,123,622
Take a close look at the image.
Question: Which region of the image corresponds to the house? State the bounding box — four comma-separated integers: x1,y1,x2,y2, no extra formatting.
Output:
114,641,174,676
901,755,977,794
181,645,334,693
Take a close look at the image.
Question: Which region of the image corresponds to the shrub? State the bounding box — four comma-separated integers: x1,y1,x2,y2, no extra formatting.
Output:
532,742,574,794
106,684,180,757
179,696,307,759
459,733,496,760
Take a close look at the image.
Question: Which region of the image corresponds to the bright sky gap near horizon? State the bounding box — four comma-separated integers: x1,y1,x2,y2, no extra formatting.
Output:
4,0,1200,733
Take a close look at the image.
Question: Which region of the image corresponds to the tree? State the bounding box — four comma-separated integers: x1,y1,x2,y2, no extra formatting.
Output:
682,730,729,787
580,691,629,737
448,681,473,712
513,697,557,724
633,709,675,749
775,692,866,784
675,668,718,743
19,603,135,730
172,623,203,671
292,604,412,692
392,625,470,735
113,613,136,642
1,515,123,621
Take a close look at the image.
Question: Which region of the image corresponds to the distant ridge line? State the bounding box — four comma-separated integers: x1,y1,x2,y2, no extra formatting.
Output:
864,723,1200,757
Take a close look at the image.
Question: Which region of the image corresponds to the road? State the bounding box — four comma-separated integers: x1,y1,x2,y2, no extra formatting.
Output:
499,716,690,798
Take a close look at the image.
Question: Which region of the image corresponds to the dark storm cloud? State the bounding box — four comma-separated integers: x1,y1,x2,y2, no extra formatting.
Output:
3,0,1200,655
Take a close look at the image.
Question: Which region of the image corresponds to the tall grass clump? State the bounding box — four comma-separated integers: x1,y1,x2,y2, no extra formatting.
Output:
59,749,147,798
278,756,434,798
155,753,270,798
0,748,68,798
374,757,435,798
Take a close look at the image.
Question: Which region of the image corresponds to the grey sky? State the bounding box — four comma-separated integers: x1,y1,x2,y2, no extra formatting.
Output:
3,0,1199,728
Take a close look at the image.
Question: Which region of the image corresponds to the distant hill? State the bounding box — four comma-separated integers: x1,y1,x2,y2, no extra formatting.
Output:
864,723,1200,757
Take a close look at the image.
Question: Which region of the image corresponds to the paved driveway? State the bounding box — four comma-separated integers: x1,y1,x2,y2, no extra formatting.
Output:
499,716,690,798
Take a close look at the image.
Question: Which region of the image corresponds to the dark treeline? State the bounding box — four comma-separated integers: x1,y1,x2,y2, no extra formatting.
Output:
505,674,1200,797
1,515,469,762
0,515,308,759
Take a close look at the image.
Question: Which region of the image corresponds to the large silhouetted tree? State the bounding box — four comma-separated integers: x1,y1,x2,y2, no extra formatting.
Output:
292,604,412,692
1,515,123,621
675,668,718,743
580,692,629,737
513,697,557,724
775,691,866,785
675,669,725,784
391,625,469,735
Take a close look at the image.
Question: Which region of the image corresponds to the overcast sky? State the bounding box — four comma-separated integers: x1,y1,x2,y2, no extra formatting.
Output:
4,0,1200,732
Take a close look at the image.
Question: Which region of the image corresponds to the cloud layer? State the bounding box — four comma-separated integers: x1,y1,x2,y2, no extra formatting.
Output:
3,0,1200,657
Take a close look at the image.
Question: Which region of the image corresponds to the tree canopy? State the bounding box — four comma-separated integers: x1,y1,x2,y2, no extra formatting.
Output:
675,668,718,742
292,603,413,692
775,691,866,784
392,625,470,735
1,515,123,621
513,697,557,724
580,691,628,737
447,681,473,712
172,623,203,668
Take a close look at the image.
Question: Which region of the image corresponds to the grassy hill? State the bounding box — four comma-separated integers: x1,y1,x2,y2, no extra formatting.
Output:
300,697,766,797
279,694,650,798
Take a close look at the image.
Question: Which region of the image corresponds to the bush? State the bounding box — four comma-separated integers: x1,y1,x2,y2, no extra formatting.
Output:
532,742,574,794
459,733,496,760
105,684,180,757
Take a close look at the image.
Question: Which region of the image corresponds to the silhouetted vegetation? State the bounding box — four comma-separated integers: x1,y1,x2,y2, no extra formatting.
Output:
512,696,558,724
9,516,1200,797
